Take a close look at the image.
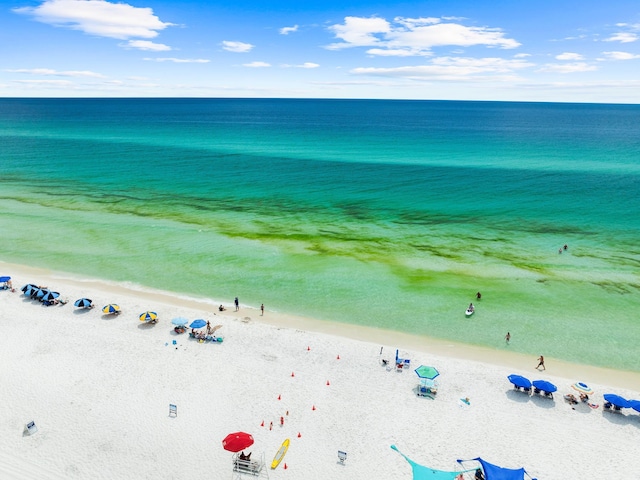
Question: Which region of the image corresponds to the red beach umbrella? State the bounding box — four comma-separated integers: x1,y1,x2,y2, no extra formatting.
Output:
222,432,254,452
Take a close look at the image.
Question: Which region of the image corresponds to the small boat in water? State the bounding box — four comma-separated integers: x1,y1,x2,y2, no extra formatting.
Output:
465,303,475,317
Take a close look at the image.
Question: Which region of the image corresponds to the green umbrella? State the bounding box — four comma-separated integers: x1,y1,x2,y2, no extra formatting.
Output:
414,365,440,380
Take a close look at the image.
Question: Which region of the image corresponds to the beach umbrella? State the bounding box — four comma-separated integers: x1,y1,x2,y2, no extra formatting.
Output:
139,311,158,322
603,394,631,409
102,304,121,314
41,291,60,302
572,382,594,395
74,298,93,308
507,374,532,389
171,317,189,326
21,283,37,292
532,380,557,393
414,365,440,380
222,432,254,452
190,319,206,329
23,286,37,297
35,288,51,298
0,276,10,283
628,400,640,413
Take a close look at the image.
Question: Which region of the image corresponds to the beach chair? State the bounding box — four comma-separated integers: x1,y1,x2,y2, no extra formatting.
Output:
338,451,347,464
403,358,411,369
169,404,177,417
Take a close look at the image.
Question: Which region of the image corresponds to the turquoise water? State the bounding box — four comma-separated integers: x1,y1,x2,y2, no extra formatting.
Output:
1,98,639,371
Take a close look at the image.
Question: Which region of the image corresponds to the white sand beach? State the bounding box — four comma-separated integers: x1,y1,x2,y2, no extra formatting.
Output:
1,262,639,479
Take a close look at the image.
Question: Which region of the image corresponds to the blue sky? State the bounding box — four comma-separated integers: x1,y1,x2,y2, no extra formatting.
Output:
2,0,640,102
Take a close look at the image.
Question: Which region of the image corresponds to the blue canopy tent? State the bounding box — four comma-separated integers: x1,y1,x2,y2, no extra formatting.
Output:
391,445,474,480
457,458,536,480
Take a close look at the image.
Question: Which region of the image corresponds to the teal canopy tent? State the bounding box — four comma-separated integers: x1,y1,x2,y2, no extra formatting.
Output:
391,445,474,480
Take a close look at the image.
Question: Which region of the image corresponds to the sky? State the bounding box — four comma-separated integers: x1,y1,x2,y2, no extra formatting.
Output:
1,0,640,102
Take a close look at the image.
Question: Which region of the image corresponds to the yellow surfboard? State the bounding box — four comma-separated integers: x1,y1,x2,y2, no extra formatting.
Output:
271,438,290,469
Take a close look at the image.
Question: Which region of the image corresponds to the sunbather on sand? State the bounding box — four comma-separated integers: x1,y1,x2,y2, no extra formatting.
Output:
564,394,578,405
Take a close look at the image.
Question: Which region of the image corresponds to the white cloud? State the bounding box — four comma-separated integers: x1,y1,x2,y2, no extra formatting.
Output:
351,56,533,80
279,25,298,35
282,62,319,68
556,52,583,61
600,51,640,60
13,0,173,40
242,61,270,68
15,79,74,86
327,16,391,49
366,48,430,57
327,16,520,55
514,53,531,58
537,62,597,73
5,68,105,77
123,40,171,51
604,32,638,43
222,41,254,53
144,57,210,63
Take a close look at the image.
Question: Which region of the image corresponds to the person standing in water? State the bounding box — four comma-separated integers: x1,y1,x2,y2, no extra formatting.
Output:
234,297,239,311
505,332,511,344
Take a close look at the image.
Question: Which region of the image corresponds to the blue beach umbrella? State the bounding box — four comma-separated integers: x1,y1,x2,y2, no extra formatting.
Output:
507,374,532,389
0,276,10,283
23,286,38,297
74,298,93,308
171,317,189,326
628,400,640,413
35,288,51,298
603,394,631,409
41,291,60,302
532,380,557,393
21,283,37,292
414,365,440,380
190,319,207,329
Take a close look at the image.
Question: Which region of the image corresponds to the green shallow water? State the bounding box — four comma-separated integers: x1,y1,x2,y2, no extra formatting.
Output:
1,98,639,372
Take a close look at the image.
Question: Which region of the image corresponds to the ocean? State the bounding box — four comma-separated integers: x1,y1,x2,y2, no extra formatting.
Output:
1,98,639,371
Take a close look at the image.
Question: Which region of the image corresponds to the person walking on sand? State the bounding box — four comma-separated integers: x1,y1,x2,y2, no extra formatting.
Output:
536,355,545,370
505,332,511,344
260,304,264,316
234,297,239,311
